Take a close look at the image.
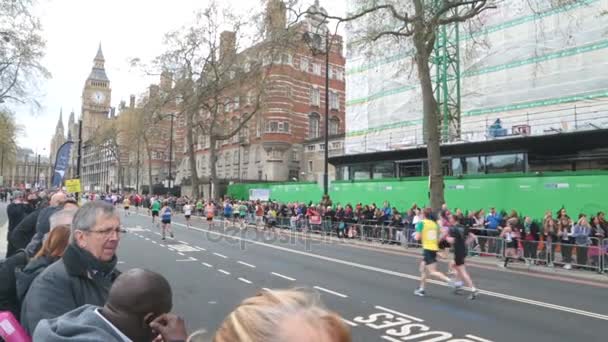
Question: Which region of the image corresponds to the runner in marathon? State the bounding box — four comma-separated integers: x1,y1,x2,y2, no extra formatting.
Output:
122,196,131,217
183,201,193,229
237,201,248,230
205,201,215,229
223,201,233,227
160,201,175,240
196,199,204,217
151,197,161,226
446,214,478,299
414,208,456,297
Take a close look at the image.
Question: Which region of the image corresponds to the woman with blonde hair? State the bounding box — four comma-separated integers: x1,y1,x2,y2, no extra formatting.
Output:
212,288,351,342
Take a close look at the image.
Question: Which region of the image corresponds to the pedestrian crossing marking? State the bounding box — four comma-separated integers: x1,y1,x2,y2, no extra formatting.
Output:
168,244,200,253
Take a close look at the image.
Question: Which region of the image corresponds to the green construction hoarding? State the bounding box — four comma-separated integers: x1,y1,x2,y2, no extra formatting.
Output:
227,171,607,219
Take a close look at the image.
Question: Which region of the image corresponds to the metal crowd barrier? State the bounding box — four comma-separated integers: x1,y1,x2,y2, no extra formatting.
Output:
602,238,608,274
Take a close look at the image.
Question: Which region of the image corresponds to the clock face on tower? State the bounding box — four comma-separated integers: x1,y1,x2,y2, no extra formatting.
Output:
91,91,105,105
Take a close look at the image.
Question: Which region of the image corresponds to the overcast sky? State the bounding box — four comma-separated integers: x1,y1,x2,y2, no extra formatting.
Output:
10,0,346,157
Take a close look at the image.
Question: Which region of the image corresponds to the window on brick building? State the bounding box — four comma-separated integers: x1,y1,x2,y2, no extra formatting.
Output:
256,116,263,137
232,118,239,143
329,91,339,110
271,149,282,159
267,121,279,133
282,53,292,65
255,147,261,162
310,87,320,106
307,145,315,151
243,148,249,164
312,63,321,75
300,57,309,72
233,152,239,165
309,113,320,139
278,122,289,133
328,66,334,79
291,150,299,162
329,117,340,135
308,160,313,172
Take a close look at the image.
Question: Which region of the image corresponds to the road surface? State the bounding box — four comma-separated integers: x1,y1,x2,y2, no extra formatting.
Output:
55,209,608,341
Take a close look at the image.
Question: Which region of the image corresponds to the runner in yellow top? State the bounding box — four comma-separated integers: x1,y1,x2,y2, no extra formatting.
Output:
123,197,131,217
414,208,455,297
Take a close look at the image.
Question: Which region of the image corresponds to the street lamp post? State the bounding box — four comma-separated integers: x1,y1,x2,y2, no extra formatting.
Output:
303,30,332,196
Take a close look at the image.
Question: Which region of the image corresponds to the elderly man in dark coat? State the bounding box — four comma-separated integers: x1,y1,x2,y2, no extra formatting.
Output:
20,200,122,334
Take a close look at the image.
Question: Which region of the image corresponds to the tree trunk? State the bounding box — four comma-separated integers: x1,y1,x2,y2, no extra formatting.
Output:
209,136,218,200
143,136,154,195
186,111,200,199
415,36,445,211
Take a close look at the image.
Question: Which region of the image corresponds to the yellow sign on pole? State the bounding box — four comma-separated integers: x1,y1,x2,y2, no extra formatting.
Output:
65,179,81,193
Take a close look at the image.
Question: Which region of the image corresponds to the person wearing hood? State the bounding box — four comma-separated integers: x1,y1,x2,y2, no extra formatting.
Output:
33,268,187,342
15,208,75,302
20,201,122,334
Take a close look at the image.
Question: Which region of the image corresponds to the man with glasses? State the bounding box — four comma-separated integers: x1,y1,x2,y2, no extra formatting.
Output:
20,201,123,334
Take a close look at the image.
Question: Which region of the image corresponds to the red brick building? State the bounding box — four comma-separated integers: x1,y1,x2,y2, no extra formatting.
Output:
175,0,345,196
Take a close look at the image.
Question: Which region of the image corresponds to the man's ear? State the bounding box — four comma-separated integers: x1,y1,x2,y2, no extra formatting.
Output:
143,312,156,326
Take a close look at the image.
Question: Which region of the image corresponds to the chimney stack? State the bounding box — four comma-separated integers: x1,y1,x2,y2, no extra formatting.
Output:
129,94,136,108
219,31,236,61
266,0,286,38
119,100,126,110
160,71,173,91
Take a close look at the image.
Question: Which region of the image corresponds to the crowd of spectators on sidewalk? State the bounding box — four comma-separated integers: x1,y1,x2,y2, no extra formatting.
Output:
0,189,353,341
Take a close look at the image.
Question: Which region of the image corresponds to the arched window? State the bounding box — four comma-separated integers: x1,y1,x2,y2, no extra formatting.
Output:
309,113,320,139
329,117,340,135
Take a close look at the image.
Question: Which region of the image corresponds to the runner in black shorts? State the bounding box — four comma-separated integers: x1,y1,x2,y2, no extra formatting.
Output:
447,214,478,299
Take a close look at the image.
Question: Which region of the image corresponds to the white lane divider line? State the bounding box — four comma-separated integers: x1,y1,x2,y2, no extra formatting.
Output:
117,261,125,264
195,246,206,251
202,262,213,268
144,238,150,241
374,306,424,322
465,335,493,342
151,241,158,244
176,257,197,262
238,277,253,284
159,244,166,247
314,286,348,298
237,261,256,268
181,223,608,322
213,252,228,259
341,318,358,327
179,240,190,245
271,272,295,281
218,269,231,275
177,252,185,256
154,232,161,236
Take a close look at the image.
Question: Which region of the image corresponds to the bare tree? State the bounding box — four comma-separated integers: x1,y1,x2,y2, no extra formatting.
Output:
0,0,49,105
288,0,497,210
0,109,20,176
156,0,293,199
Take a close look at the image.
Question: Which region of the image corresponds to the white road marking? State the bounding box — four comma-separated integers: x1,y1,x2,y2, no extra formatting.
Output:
195,246,206,251
271,272,295,281
144,238,150,241
314,286,348,298
176,257,197,262
169,244,199,252
151,241,158,244
237,261,256,268
179,240,189,245
159,244,166,247
117,261,125,264
202,262,213,268
154,232,161,236
238,277,252,284
374,306,424,323
218,269,230,275
466,335,494,342
341,318,358,327
179,222,608,321
213,252,228,259
177,252,185,256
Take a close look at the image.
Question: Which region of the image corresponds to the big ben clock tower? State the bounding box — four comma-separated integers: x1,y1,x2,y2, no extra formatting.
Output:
81,43,111,142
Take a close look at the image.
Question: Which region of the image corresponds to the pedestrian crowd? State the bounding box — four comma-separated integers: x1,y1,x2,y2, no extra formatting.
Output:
0,188,352,341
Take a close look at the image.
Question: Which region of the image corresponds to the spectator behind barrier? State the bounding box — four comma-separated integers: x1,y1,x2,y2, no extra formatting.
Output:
33,268,182,342
20,201,122,334
213,288,351,342
24,192,70,257
16,208,76,303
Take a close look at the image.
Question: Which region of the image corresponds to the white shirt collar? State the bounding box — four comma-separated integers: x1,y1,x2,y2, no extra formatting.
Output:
94,308,133,342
